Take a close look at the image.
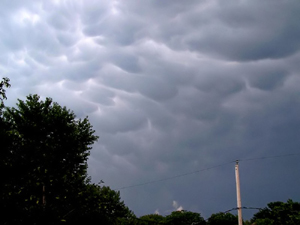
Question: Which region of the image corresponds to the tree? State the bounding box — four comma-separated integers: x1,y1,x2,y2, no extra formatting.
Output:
0,77,11,163
139,214,166,224
1,94,99,224
207,212,238,225
251,199,300,225
165,210,206,225
68,183,135,224
0,77,10,111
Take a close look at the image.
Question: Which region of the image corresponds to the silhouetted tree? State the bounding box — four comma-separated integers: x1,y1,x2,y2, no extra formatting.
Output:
251,199,300,225
1,94,98,224
207,212,237,225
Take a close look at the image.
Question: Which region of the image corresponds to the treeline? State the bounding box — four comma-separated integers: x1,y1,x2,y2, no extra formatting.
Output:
1,78,300,225
135,199,300,225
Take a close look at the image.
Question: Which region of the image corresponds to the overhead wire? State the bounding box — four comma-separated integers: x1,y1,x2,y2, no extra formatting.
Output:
238,152,300,162
114,152,300,191
223,206,263,213
114,161,234,190
112,152,300,222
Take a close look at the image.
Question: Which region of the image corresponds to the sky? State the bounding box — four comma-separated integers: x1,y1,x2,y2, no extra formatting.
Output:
1,0,300,220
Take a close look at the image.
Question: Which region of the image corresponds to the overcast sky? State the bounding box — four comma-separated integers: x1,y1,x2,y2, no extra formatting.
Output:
2,0,300,220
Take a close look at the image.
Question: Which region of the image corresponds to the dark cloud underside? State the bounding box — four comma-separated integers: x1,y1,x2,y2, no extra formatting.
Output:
1,0,300,219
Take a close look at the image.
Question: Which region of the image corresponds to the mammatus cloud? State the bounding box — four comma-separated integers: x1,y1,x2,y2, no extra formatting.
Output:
1,0,300,219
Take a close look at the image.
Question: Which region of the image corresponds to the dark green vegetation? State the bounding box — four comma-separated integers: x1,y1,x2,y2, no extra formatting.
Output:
0,78,131,224
207,212,238,225
0,77,10,111
250,199,300,225
1,77,300,224
137,211,206,225
132,202,300,225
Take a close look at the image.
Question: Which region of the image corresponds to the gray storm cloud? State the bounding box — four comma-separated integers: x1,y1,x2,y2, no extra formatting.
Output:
1,0,300,219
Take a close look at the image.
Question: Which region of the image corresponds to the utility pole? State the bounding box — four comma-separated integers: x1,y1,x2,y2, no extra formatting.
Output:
235,160,243,225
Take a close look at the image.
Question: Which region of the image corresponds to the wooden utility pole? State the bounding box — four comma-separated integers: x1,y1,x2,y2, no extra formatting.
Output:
235,160,243,225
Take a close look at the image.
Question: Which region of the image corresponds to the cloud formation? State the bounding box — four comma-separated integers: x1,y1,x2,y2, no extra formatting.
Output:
1,0,300,219
173,200,183,212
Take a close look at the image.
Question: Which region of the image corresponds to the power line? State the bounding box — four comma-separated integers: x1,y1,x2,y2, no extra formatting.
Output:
114,152,300,191
114,161,234,190
223,206,263,213
238,152,300,162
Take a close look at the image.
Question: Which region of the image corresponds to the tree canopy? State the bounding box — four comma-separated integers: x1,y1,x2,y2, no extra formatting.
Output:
0,77,10,109
136,211,206,225
1,94,99,224
207,212,238,225
251,199,300,225
164,210,206,225
139,214,166,224
0,89,134,224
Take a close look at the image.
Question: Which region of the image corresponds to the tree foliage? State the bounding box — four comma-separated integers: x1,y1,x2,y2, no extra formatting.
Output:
68,183,135,224
1,94,98,224
251,199,300,225
207,212,237,225
0,77,10,110
165,210,206,225
0,91,135,224
136,211,206,225
139,214,166,224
